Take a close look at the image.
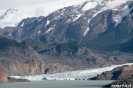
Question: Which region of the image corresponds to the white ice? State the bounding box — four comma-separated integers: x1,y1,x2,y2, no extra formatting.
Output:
82,1,98,11
10,63,133,81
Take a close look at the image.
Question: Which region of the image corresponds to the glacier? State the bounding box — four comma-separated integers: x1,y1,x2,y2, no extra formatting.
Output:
0,22,18,28
10,63,133,81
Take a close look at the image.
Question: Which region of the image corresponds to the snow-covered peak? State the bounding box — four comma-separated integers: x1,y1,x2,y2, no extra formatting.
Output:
0,0,132,28
0,9,18,20
83,0,132,37
81,1,98,11
0,0,87,28
82,0,131,11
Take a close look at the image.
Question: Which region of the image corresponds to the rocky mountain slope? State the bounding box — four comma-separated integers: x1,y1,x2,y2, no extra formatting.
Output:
85,10,133,52
0,0,133,75
0,0,132,43
0,36,74,75
0,36,46,75
21,39,114,69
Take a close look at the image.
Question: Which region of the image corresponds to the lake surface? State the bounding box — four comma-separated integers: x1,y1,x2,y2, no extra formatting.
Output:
0,80,113,88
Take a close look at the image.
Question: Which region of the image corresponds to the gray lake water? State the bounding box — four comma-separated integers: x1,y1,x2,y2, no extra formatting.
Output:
0,80,113,88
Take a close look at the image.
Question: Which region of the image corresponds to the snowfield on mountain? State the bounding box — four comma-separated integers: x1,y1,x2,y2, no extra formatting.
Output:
0,0,132,28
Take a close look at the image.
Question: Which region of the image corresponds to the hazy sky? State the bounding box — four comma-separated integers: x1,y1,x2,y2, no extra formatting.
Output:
0,0,53,9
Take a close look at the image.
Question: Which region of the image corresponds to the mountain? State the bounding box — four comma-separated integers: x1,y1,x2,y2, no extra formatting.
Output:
0,36,74,75
85,2,133,52
21,40,108,69
0,0,133,76
0,0,87,28
0,35,46,75
0,0,132,43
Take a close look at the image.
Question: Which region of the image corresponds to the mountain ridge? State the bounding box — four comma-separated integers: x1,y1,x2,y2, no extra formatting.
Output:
0,0,132,43
0,0,133,76
0,0,132,28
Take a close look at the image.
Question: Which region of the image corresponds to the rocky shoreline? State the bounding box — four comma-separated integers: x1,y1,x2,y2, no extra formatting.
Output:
0,66,30,83
90,65,133,80
103,76,133,88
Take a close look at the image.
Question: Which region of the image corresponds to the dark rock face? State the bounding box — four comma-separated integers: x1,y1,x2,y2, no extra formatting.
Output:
8,77,30,83
37,42,108,69
120,38,133,53
91,65,133,80
21,39,109,70
38,42,87,56
84,10,115,40
45,63,73,74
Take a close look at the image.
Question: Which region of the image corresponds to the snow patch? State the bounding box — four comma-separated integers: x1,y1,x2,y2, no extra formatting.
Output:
73,14,83,21
38,30,41,34
83,10,103,37
0,0,131,28
114,5,133,27
83,0,131,37
82,1,98,11
104,0,128,10
45,20,50,27
20,22,24,27
45,27,54,33
9,34,12,36
84,27,90,37
66,19,71,23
